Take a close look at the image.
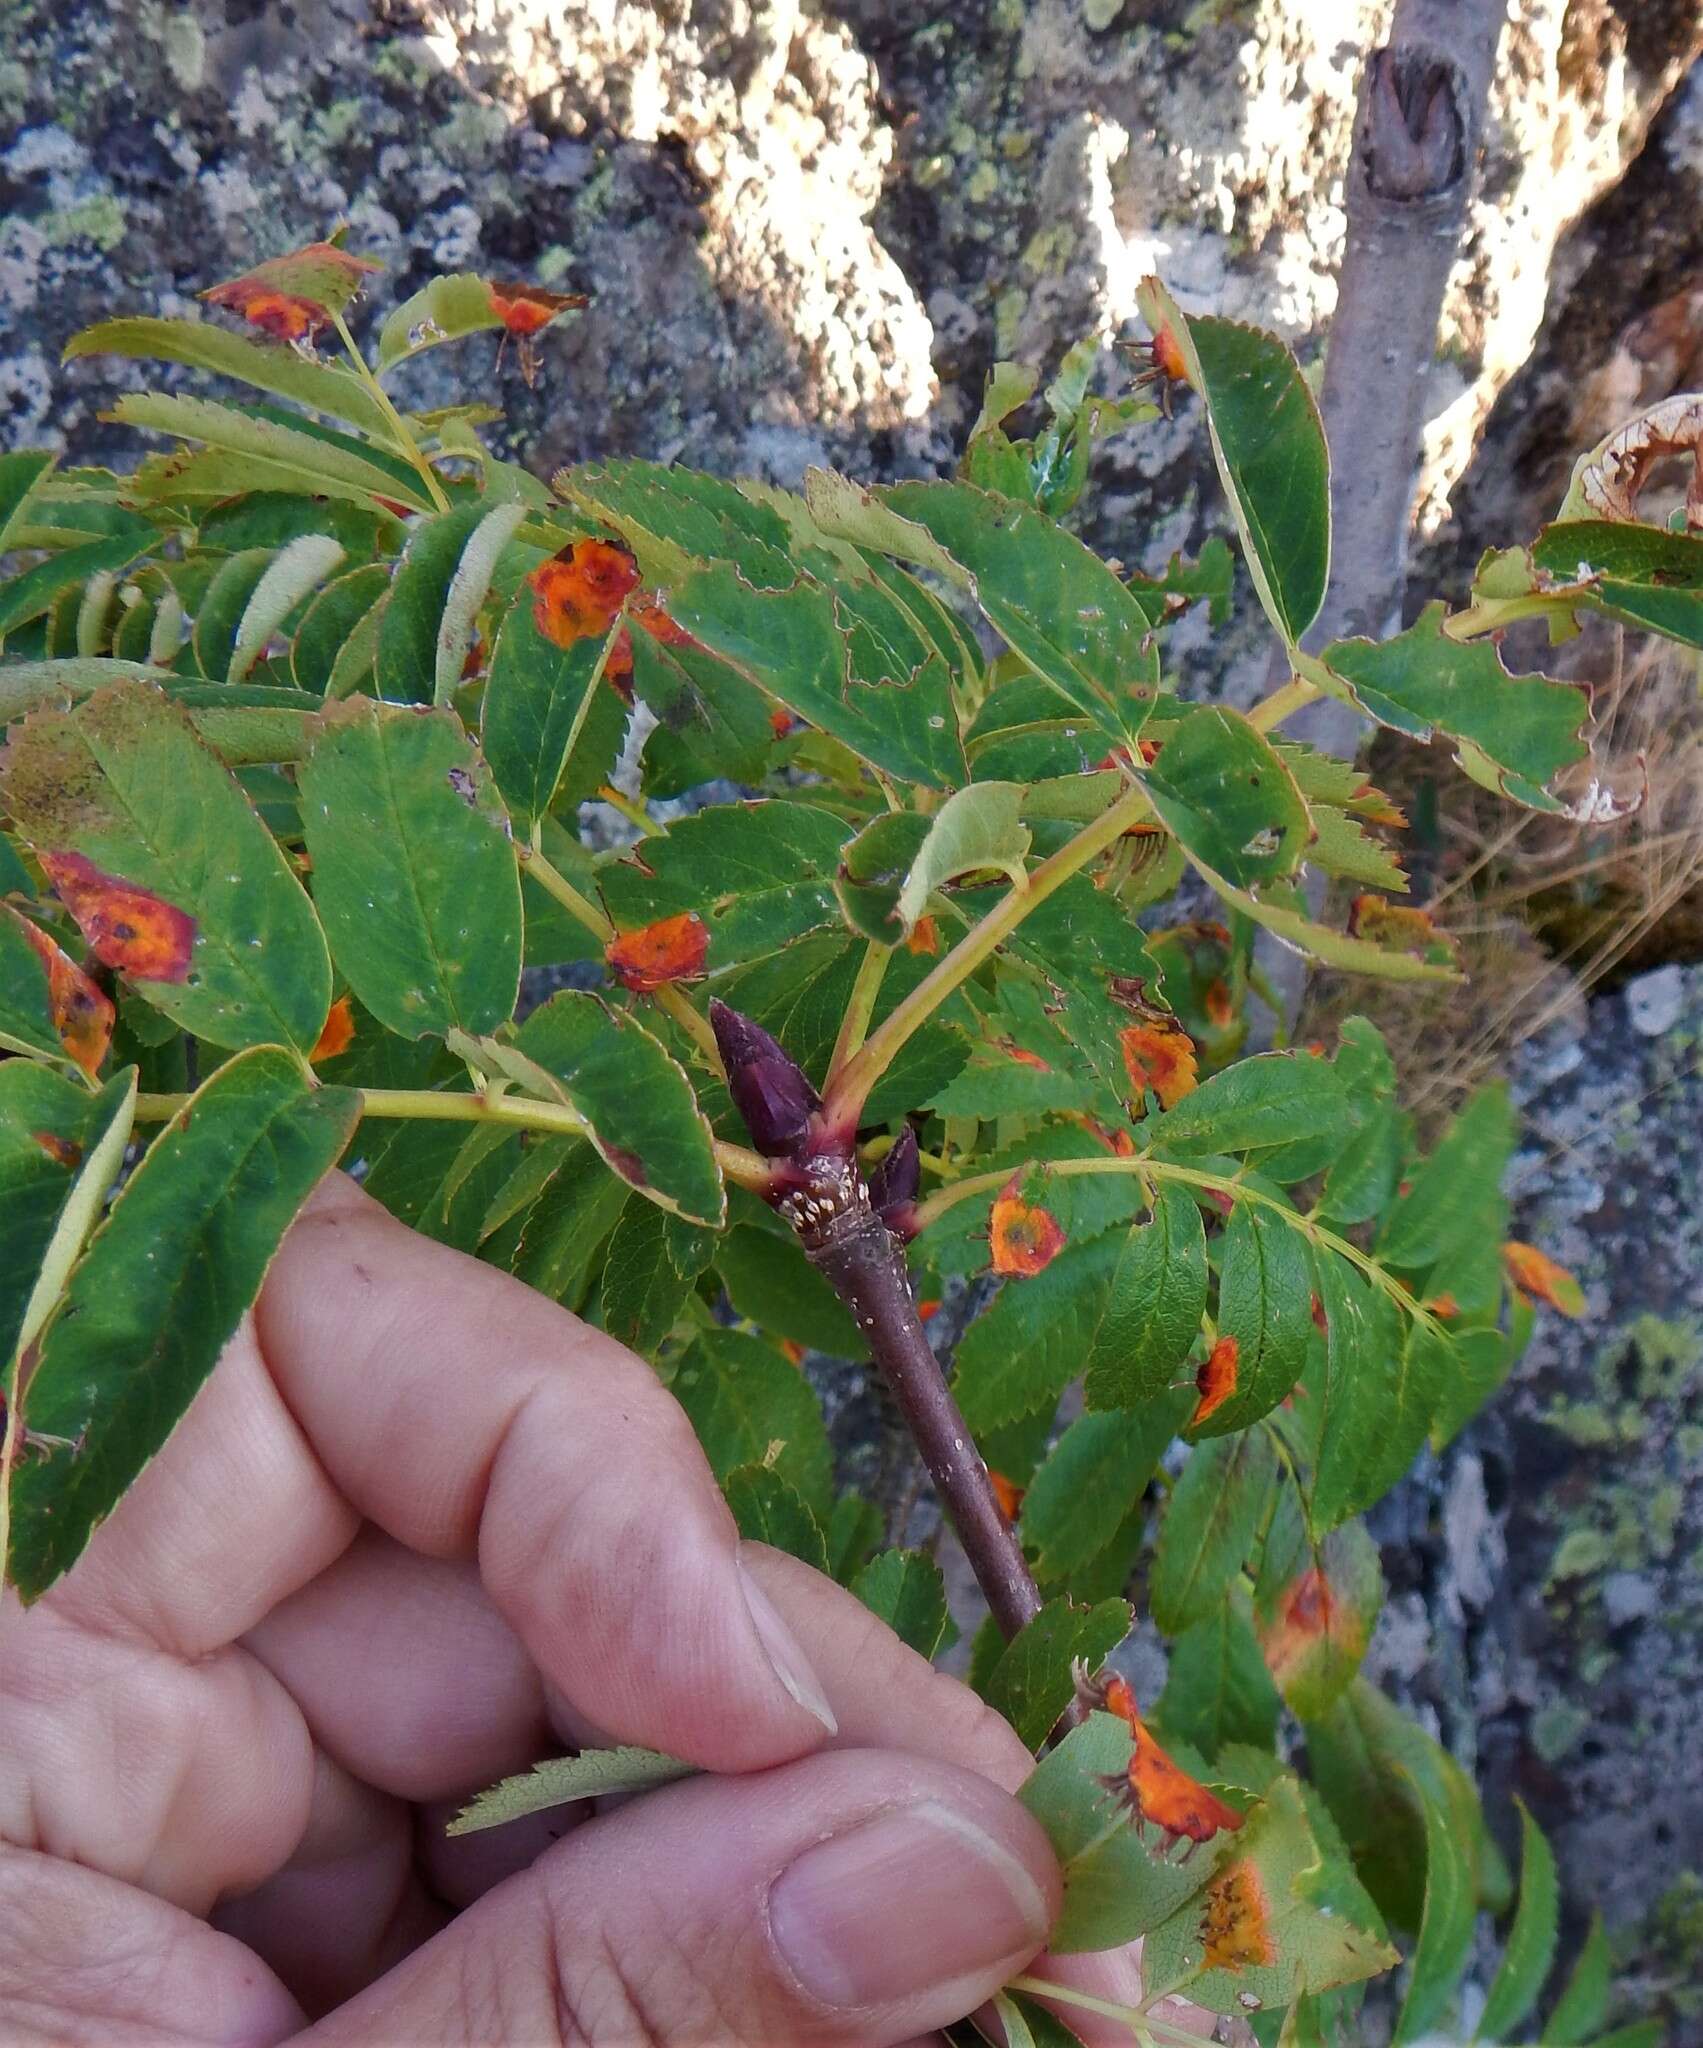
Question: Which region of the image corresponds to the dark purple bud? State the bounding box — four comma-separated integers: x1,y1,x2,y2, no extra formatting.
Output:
868,1122,919,1220
709,999,821,1162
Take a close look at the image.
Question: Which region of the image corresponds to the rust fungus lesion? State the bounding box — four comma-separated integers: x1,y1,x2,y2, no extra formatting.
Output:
37,851,196,984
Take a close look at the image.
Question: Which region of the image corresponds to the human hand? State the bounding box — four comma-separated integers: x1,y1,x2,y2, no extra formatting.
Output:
0,1172,1216,2046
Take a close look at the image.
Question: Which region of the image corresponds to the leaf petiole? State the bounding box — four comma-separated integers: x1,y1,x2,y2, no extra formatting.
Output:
329,307,452,515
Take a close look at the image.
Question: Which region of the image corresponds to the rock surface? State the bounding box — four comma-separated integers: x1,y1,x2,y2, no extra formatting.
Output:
4,0,1703,2033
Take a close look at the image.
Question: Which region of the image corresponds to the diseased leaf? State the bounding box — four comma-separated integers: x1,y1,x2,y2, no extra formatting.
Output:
202,237,382,341
1019,1711,1232,1952
298,700,523,1041
989,1173,1069,1276
981,1595,1131,1749
1119,1016,1199,1110
447,1745,696,1836
501,991,724,1226
1253,1493,1382,1720
672,1327,832,1516
378,271,585,375
1502,1240,1585,1318
1475,1800,1559,2044
482,595,620,836
0,903,114,1076
7,1050,357,1599
851,1549,951,1659
1137,278,1329,646
1190,1200,1312,1439
1149,1428,1279,1634
1142,707,1311,888
1,680,331,1051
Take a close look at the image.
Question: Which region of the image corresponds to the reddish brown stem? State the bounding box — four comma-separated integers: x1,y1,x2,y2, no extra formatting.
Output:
783,1153,1043,1643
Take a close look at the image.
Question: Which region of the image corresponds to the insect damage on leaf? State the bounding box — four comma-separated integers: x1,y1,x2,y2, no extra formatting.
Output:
1199,1859,1277,1972
1191,1334,1240,1429
605,912,710,994
10,909,113,1077
989,1172,1068,1276
201,238,382,344
1561,391,1703,532
1086,1673,1246,1847
528,539,641,650
1502,1240,1585,1317
309,995,356,1063
1120,1018,1198,1109
39,852,195,984
1345,894,1460,969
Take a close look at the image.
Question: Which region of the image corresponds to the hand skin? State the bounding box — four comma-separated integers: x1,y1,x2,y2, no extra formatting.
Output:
0,1173,1218,2047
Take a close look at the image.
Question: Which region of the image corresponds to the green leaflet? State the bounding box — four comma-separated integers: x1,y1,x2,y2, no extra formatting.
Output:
1475,1800,1559,2043
0,530,156,638
376,501,526,704
672,1327,832,1517
298,700,523,1041
7,1048,357,1599
953,1235,1127,1434
1149,1427,1278,1634
448,1745,696,1836
1141,705,1311,888
1080,1189,1209,1412
1141,1774,1396,2013
0,680,332,1052
1152,1050,1348,1160
0,449,56,551
980,1595,1131,1749
850,1549,951,1659
597,799,848,973
724,1463,829,1572
1532,517,1703,649
1542,1911,1611,2045
894,781,1030,937
596,1192,714,1352
1192,1199,1313,1439
1138,277,1330,648
506,990,724,1227
1392,1767,1478,2042
1155,1592,1281,1760
290,563,391,694
1321,605,1589,813
481,597,618,835
868,479,1159,741
0,905,86,1071
65,315,395,438
510,1144,631,1312
1378,1083,1513,1275
1021,1398,1187,1585
1018,1711,1230,1952
713,1221,861,1355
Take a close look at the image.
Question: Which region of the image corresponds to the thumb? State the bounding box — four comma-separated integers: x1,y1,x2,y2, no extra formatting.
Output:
295,1748,1060,2046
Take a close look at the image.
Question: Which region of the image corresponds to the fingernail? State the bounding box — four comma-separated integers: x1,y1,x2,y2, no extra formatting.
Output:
739,1560,837,1733
768,1800,1050,2010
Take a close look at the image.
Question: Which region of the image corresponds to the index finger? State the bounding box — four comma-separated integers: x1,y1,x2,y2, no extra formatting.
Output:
251,1173,835,1770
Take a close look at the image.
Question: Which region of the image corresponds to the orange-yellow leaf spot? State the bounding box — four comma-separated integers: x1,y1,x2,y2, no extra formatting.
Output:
1260,1566,1338,1689
1502,1240,1585,1317
1200,1859,1276,1972
30,1130,84,1169
528,539,642,650
1204,977,1234,1031
917,1297,942,1321
1099,1675,1246,1843
1150,323,1191,387
201,242,381,343
905,915,941,957
13,910,114,1078
39,852,196,984
989,1175,1067,1277
605,912,710,994
310,995,356,1063
1347,893,1458,966
989,1469,1024,1521
1310,1291,1328,1335
1191,1335,1240,1428
768,707,798,739
1425,1292,1460,1320
779,1338,806,1367
1003,1042,1050,1071
1120,1020,1198,1109
487,280,589,336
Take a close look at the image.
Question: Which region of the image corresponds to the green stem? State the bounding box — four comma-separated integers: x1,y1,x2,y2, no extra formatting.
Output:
910,1152,1442,1337
1004,1975,1209,2047
822,780,1157,1130
133,1086,772,1191
828,940,890,1081
1247,672,1319,733
330,308,451,515
524,848,614,942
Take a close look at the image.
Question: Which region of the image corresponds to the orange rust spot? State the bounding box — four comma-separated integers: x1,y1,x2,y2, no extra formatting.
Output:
1503,1240,1585,1317
1191,1335,1239,1427
1347,894,1451,958
1002,1043,1050,1071
604,596,701,689
488,281,588,336
1119,1019,1198,1109
1310,1291,1328,1335
1425,1292,1460,1320
988,1469,1024,1521
605,911,710,995
528,540,641,651
202,283,326,342
310,995,356,1063
39,852,195,984
1200,1859,1276,1972
768,706,798,739
12,910,113,1078
905,915,941,957
1204,978,1234,1031
779,1338,806,1367
989,1174,1067,1277
201,242,380,344
917,1298,942,1321
1150,324,1190,387
30,1130,84,1169
1096,1675,1245,1844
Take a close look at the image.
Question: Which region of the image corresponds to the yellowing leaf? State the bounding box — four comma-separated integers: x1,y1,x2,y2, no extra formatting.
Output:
1120,1018,1198,1108
1502,1240,1585,1317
